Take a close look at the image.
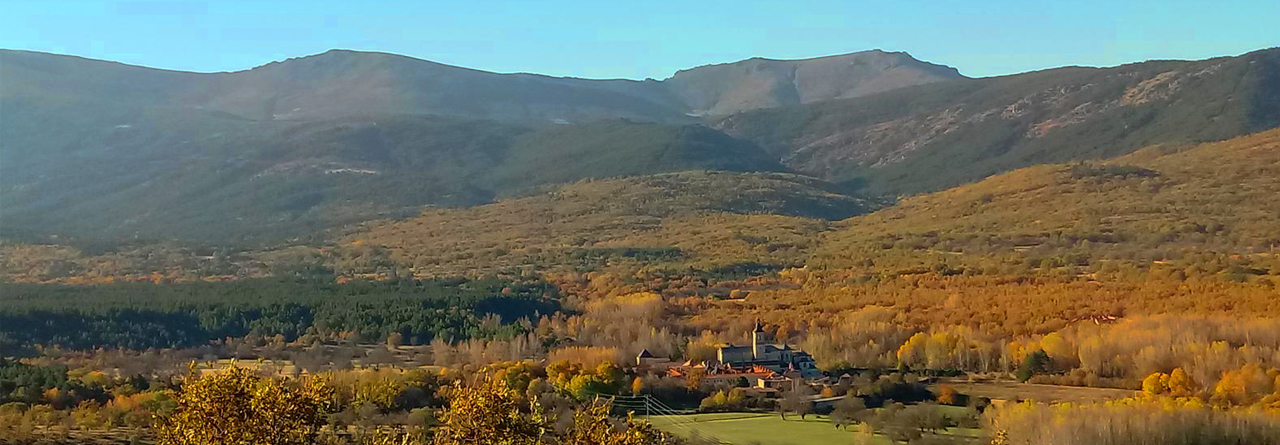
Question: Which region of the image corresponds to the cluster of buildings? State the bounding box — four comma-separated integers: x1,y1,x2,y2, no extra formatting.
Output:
636,320,823,394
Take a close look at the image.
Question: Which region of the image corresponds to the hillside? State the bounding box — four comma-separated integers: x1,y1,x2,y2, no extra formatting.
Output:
337,171,876,277
329,129,1280,336
717,47,1280,196
702,128,1280,335
0,111,782,244
814,126,1280,274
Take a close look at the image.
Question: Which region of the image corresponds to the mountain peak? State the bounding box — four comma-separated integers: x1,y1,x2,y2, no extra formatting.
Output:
664,49,965,116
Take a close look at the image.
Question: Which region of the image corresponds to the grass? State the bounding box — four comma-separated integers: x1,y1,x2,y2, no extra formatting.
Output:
645,412,981,445
933,381,1137,405
646,413,872,445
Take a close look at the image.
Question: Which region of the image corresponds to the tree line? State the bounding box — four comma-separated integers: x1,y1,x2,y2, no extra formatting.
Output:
0,277,559,356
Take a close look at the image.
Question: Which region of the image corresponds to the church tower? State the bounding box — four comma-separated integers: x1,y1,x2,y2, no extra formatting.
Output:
752,319,771,360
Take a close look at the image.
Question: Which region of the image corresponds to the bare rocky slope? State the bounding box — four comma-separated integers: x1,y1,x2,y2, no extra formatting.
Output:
716,48,1280,195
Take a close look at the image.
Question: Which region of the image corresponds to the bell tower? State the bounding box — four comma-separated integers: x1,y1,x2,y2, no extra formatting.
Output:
752,319,770,360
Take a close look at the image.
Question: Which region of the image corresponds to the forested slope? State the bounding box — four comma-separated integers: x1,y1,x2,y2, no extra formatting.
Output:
341,171,876,277
1,112,782,244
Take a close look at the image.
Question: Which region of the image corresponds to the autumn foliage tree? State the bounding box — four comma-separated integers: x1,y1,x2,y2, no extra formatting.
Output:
155,364,334,445
936,384,961,406
986,399,1280,445
431,376,544,445
432,375,670,445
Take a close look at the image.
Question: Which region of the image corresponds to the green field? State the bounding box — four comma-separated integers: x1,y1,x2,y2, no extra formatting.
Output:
645,412,981,445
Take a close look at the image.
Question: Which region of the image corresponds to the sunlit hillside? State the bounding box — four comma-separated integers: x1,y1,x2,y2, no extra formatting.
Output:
816,125,1280,273
695,128,1280,336
341,171,876,277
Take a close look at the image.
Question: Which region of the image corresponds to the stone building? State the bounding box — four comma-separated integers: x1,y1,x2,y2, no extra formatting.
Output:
714,319,821,378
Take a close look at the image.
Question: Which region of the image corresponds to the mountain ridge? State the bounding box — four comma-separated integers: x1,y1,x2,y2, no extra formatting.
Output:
715,47,1280,195
666,49,964,116
0,48,961,121
3,47,955,79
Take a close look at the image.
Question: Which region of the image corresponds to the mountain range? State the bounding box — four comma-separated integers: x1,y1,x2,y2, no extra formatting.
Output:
1,47,1278,245
0,48,961,124
718,48,1280,194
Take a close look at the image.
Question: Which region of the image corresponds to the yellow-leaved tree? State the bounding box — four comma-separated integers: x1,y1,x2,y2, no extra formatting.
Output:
155,365,334,445
432,375,670,445
1167,367,1197,397
1142,372,1170,396
432,375,544,445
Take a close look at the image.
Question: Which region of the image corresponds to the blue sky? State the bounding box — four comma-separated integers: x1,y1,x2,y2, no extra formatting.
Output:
2,0,1277,79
